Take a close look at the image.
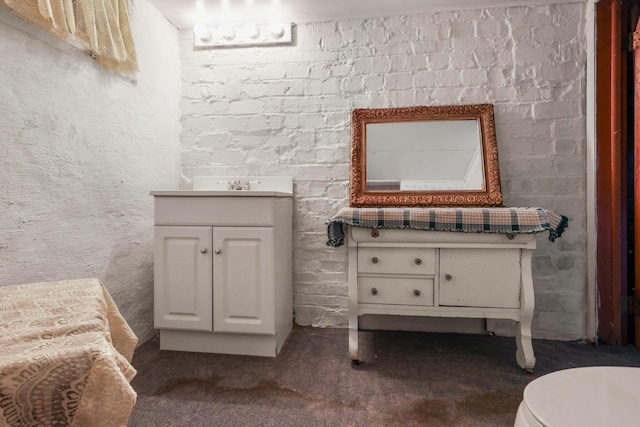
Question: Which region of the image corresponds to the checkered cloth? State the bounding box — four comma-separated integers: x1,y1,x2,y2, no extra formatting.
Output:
326,207,568,247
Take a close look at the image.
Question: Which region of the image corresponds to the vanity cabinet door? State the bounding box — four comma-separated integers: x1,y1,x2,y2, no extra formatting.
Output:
439,248,521,309
213,227,275,335
154,226,213,331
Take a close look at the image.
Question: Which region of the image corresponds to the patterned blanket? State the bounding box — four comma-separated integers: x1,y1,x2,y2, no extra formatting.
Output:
0,278,138,427
327,207,568,247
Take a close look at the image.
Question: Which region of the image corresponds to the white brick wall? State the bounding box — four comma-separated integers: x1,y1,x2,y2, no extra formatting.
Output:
179,3,587,340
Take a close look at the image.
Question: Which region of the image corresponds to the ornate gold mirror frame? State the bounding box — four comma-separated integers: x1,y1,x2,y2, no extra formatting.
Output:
350,104,503,207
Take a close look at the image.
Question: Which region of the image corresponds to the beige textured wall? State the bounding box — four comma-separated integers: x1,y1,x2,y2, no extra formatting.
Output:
0,0,181,344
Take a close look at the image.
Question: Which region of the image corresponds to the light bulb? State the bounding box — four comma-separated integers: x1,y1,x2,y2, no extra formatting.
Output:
219,22,235,40
268,19,284,38
243,21,259,39
193,23,211,41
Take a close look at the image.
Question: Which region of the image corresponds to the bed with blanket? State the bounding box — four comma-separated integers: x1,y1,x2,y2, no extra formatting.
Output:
0,278,138,427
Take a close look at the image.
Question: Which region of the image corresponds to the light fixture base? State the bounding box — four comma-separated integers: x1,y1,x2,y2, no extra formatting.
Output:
193,22,293,49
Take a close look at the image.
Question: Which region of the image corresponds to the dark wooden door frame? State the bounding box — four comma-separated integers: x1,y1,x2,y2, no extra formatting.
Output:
633,8,640,347
595,0,628,346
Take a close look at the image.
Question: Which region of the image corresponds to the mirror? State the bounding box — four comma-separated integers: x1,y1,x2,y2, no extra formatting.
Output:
350,104,503,207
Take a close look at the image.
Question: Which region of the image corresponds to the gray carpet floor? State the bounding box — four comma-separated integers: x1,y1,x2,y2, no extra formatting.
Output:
128,325,640,427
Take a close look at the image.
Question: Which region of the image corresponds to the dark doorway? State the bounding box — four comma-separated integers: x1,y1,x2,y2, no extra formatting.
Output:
596,0,640,346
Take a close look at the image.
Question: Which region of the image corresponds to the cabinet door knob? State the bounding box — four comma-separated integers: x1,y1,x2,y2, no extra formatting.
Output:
371,287,378,296
415,258,422,265
371,257,379,264
444,274,453,281
200,248,208,254
414,289,421,297
214,249,222,255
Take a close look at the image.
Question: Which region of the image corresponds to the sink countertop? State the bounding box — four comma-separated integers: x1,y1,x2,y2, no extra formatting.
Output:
150,190,293,197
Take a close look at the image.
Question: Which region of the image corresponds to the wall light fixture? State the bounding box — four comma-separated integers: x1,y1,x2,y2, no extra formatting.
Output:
193,21,293,48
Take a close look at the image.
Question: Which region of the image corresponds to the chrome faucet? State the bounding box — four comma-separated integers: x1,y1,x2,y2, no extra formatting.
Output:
227,180,242,190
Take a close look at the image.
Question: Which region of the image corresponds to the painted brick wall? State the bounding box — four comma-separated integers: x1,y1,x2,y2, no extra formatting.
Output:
179,3,586,340
0,0,181,344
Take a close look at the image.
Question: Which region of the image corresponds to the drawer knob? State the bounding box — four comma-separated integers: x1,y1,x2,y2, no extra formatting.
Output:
371,287,378,296
214,249,222,255
415,258,422,265
414,289,421,297
444,274,453,281
371,257,379,264
200,248,208,254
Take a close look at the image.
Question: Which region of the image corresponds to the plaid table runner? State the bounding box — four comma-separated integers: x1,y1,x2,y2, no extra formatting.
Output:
326,207,568,247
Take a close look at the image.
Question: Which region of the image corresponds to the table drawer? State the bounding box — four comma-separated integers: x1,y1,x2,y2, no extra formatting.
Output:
358,276,434,306
358,248,436,275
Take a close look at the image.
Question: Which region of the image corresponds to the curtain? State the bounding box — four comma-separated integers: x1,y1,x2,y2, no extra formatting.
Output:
1,0,137,73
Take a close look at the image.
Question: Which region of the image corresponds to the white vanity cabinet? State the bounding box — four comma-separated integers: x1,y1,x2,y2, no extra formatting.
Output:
151,189,292,357
347,226,537,370
154,226,275,335
154,226,213,332
212,226,275,335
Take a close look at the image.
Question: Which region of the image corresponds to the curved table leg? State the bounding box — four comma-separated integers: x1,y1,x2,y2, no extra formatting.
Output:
516,248,536,371
348,241,359,362
348,317,359,362
516,322,535,371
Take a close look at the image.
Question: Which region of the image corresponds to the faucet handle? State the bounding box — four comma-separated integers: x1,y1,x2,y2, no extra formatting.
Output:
243,180,262,191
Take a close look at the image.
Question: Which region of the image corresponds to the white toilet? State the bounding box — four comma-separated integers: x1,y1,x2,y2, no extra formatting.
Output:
514,366,640,427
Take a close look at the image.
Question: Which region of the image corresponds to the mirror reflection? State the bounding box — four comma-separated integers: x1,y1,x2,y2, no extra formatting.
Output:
366,119,484,191
350,104,503,207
